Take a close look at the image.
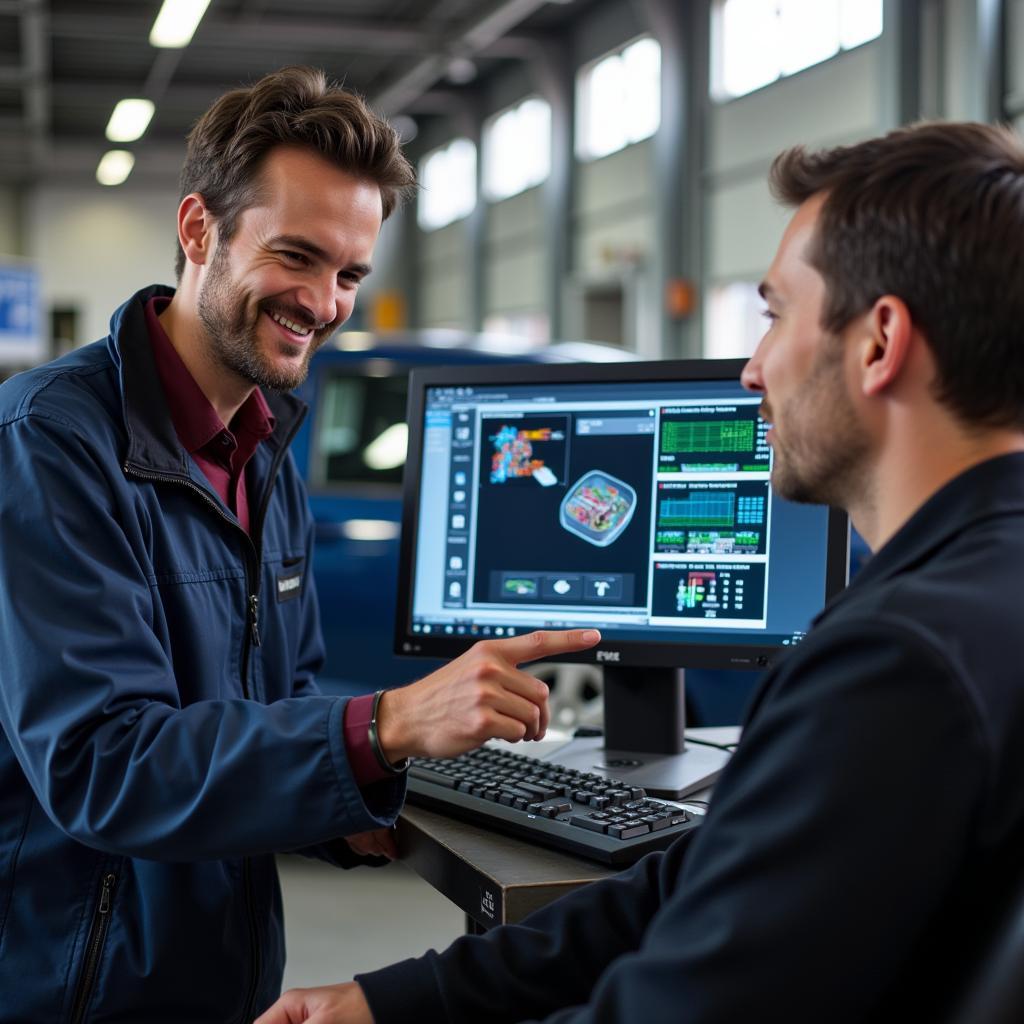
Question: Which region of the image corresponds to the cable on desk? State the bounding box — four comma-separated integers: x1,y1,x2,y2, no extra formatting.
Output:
683,736,739,753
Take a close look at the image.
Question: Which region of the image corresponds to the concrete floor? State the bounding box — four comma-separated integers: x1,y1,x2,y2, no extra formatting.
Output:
278,853,464,991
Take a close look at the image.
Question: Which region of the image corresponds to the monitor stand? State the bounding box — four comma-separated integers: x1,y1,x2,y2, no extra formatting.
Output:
541,667,731,799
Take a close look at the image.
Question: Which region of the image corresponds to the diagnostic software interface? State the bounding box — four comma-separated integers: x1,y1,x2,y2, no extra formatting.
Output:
409,376,836,651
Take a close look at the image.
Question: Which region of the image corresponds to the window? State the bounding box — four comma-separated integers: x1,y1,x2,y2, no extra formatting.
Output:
483,97,552,201
417,138,477,231
704,282,765,359
712,0,883,100
312,371,410,487
482,312,551,346
576,36,661,161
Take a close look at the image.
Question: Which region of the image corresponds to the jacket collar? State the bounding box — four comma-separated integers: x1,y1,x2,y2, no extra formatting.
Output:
108,285,307,477
816,451,1024,624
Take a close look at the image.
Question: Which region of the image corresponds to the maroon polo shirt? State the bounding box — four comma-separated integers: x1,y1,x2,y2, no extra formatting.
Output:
145,296,274,534
144,296,390,787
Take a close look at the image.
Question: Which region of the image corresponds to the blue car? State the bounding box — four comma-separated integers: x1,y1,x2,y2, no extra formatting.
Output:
292,330,631,696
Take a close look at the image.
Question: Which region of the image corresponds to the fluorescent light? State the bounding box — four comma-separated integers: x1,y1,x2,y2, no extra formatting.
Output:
149,0,212,48
96,150,135,186
105,98,155,142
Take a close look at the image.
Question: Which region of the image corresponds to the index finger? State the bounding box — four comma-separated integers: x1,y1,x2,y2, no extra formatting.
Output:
488,628,601,667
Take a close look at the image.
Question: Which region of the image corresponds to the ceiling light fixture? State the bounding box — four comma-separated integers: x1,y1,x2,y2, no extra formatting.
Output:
105,98,155,143
96,151,136,187
149,0,213,48
446,57,478,85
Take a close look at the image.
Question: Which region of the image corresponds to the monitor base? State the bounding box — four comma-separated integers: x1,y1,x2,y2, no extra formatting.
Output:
541,735,731,800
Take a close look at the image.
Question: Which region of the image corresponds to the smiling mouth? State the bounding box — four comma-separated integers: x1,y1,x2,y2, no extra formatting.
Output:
266,309,318,338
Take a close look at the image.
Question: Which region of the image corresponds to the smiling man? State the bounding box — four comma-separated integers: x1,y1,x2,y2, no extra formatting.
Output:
0,67,598,1023
260,121,1024,1024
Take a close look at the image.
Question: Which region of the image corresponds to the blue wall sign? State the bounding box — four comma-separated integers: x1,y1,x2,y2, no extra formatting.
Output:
0,261,43,366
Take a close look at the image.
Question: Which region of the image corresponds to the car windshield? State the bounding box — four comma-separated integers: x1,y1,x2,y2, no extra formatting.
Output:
311,370,409,487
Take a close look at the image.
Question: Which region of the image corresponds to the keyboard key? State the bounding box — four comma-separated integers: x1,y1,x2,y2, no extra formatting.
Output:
409,766,457,789
569,814,607,833
607,823,650,840
644,816,673,832
538,800,572,816
519,781,561,801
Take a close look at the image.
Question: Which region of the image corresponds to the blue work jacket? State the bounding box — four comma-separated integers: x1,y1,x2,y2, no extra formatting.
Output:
0,285,404,1023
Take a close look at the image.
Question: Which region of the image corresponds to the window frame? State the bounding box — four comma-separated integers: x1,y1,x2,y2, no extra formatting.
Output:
575,34,662,163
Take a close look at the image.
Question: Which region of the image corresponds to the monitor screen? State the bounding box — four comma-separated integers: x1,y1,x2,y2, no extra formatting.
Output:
395,359,848,673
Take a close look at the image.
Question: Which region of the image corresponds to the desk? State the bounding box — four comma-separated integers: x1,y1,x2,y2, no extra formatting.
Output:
397,803,616,931
396,728,737,932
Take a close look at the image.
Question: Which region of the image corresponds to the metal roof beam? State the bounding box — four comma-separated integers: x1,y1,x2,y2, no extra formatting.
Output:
372,0,550,114
20,0,49,173
49,13,438,54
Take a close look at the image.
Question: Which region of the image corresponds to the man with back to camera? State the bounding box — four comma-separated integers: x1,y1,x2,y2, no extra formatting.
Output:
0,66,599,1022
258,119,1024,1024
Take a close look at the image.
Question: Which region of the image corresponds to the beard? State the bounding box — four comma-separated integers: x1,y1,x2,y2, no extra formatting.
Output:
196,242,335,392
765,339,871,510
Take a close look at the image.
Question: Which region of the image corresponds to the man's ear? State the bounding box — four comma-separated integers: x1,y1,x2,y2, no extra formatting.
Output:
859,295,914,397
177,193,215,269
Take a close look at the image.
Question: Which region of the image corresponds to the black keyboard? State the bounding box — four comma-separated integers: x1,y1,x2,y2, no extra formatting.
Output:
407,746,700,866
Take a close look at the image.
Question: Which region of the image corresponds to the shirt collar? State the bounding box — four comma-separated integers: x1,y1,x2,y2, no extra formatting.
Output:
816,451,1024,624
144,295,275,454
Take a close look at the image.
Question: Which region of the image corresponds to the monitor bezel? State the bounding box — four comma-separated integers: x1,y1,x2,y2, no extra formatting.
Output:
393,358,850,672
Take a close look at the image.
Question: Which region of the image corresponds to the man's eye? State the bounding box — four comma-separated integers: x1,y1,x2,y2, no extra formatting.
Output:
761,308,778,323
282,251,308,264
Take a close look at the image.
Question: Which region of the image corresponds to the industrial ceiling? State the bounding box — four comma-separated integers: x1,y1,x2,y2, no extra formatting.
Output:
0,0,594,186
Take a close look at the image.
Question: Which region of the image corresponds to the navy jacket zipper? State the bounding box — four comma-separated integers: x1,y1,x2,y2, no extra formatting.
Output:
69,871,116,1024
121,409,303,1024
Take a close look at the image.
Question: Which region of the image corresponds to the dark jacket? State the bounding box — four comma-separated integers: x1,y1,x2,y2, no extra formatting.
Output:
357,453,1024,1023
0,286,404,1023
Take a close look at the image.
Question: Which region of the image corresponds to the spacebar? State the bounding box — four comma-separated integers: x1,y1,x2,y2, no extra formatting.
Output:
408,766,457,789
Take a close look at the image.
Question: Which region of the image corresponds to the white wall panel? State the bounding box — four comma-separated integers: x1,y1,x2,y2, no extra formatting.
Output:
710,42,881,175
706,42,882,285
417,219,470,326
574,140,655,276
573,207,655,277
418,266,468,326
485,245,545,314
575,139,652,216
27,185,179,345
483,188,545,314
708,176,791,282
486,187,543,245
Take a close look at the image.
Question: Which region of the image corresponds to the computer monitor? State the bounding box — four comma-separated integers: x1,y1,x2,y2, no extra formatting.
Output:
395,358,849,796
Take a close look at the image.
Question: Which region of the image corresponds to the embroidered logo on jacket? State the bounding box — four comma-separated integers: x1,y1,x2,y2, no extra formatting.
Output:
276,571,303,602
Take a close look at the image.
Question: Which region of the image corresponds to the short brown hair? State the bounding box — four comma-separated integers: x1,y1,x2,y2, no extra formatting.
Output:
771,122,1024,430
175,65,416,278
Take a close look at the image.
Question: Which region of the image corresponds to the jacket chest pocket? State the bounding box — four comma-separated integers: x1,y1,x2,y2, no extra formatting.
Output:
272,554,306,604
151,570,249,702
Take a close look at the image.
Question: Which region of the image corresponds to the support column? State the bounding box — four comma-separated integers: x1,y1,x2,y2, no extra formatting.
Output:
642,0,709,359
940,0,1005,121
880,0,924,128
454,99,487,331
530,31,574,341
